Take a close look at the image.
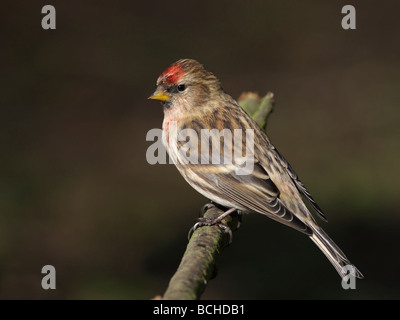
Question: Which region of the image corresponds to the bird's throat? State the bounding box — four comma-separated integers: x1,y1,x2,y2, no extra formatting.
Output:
162,101,172,110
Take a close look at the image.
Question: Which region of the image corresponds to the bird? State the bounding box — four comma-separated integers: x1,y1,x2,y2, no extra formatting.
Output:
149,58,363,280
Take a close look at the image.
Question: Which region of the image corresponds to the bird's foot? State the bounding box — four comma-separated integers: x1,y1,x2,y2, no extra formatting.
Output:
198,202,216,216
188,207,237,244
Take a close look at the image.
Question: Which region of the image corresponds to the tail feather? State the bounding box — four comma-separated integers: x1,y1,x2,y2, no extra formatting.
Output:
309,226,364,279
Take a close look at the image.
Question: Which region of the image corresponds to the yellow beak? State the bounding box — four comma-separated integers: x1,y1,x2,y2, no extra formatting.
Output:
148,89,170,102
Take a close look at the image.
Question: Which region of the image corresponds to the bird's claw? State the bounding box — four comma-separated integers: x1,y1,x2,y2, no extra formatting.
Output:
217,223,233,244
188,217,233,245
199,203,216,217
235,210,243,230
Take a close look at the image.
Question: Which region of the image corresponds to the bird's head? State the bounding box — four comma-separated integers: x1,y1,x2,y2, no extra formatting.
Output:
149,59,222,111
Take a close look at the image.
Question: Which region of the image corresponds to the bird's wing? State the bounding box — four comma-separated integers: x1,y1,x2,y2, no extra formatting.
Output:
174,104,322,231
271,146,328,222
181,161,312,235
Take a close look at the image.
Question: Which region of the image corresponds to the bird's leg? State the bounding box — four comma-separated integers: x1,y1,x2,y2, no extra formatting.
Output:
207,207,237,225
188,207,237,244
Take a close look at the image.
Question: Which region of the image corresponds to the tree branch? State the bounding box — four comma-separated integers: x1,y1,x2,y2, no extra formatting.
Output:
162,206,239,300
161,92,275,300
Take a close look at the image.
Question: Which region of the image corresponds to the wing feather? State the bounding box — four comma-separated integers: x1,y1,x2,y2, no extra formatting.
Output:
182,162,311,234
272,146,328,222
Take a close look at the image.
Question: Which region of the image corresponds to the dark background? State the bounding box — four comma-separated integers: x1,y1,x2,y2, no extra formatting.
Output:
1,1,399,299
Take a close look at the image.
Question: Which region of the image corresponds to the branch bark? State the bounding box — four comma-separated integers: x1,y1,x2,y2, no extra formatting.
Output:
161,92,275,300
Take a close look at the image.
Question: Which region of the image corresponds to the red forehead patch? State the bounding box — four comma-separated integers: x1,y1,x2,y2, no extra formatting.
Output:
158,62,184,84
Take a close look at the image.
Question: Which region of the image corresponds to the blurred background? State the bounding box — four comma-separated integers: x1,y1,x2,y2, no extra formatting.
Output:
1,0,399,299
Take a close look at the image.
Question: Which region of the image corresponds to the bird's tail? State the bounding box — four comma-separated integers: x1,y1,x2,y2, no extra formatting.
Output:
309,226,364,279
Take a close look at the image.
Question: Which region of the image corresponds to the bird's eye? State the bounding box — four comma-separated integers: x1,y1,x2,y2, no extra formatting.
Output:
177,84,186,92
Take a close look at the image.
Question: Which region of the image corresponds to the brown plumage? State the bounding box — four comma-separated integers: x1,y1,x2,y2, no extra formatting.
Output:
149,58,363,280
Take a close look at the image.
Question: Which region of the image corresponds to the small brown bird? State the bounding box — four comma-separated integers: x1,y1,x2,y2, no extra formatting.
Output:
149,58,363,280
